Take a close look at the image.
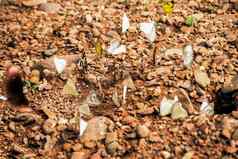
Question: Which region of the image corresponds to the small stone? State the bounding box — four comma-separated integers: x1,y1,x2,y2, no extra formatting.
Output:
90,152,102,159
232,111,238,119
232,129,238,140
171,102,188,120
222,117,238,139
105,132,118,144
41,105,56,119
83,141,96,149
42,119,57,134
160,97,177,116
164,48,183,57
43,48,58,57
85,14,93,23
125,132,137,139
194,67,210,88
63,143,72,151
12,144,25,154
17,107,33,113
183,44,193,68
106,141,121,155
30,69,40,84
161,151,171,159
72,143,83,152
22,0,47,6
182,151,194,159
80,116,114,144
39,3,61,14
179,80,193,92
136,125,150,138
71,151,87,159
8,121,16,132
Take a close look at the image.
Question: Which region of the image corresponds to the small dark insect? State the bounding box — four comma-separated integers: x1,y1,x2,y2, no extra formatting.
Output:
6,66,28,105
214,88,238,114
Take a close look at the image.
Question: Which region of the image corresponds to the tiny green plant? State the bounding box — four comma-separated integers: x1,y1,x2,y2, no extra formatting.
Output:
185,15,194,27
24,80,39,93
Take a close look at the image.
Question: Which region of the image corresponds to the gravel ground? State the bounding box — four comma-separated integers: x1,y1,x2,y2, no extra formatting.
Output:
0,0,238,158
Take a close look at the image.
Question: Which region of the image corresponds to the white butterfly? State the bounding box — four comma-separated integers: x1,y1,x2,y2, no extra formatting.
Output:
122,13,130,33
139,22,156,42
54,57,66,74
107,40,126,55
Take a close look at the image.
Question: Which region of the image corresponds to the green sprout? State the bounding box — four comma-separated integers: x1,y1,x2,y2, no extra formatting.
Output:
185,15,194,27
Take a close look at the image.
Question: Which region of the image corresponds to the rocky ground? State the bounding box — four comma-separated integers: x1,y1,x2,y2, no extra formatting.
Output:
0,0,238,159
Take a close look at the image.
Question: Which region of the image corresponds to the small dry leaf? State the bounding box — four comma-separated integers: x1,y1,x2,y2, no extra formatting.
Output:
62,79,79,96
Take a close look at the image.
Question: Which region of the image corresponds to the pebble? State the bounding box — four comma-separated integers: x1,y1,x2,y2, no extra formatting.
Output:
164,48,183,57
80,116,114,144
171,102,188,120
136,125,150,138
90,152,102,159
15,113,40,125
161,151,171,159
42,119,57,134
63,143,72,151
160,97,177,116
182,151,194,159
12,144,25,154
222,118,238,139
232,111,238,119
22,0,47,6
43,48,58,57
125,132,137,139
106,141,121,155
8,121,16,132
83,141,96,149
17,107,33,113
72,143,83,152
180,80,193,92
194,68,210,88
232,129,238,140
39,3,61,14
30,69,40,84
105,132,118,144
71,151,87,159
183,44,194,68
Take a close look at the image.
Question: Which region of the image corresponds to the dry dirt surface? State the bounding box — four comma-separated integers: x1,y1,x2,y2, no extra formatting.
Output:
0,0,238,159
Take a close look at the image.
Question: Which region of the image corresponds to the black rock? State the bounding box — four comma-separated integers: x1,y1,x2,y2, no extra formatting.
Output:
214,88,238,114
